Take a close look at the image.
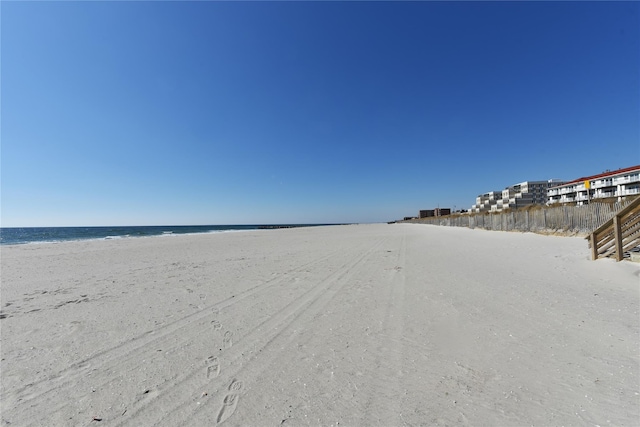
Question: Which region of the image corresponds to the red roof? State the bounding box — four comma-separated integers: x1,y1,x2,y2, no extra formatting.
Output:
555,165,640,187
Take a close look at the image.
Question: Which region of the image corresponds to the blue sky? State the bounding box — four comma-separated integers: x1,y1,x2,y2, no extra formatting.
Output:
2,1,638,226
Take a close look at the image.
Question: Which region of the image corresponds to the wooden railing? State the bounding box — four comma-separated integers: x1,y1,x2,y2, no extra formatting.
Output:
587,196,640,261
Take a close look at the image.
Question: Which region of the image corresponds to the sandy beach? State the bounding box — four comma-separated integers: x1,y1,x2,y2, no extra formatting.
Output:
1,224,638,426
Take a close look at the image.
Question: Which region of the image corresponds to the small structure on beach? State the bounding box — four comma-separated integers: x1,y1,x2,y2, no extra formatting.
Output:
419,208,451,218
587,195,640,261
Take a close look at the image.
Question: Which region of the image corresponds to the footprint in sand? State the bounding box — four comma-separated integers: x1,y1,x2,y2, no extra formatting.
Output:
223,331,233,349
211,320,222,331
206,356,220,379
216,379,244,424
228,379,243,393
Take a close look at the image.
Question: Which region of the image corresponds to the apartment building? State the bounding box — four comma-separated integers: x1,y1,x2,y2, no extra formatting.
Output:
500,180,565,211
471,191,502,213
472,180,564,213
419,208,451,218
547,165,640,205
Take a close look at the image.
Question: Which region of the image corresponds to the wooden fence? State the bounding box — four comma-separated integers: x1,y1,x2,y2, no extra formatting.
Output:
403,199,638,236
586,196,640,261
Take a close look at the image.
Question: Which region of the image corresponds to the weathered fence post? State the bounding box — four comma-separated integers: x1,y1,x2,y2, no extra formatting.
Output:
590,233,598,260
613,215,623,262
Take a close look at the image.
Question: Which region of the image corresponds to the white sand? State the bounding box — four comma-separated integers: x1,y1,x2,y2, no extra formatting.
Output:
1,224,638,426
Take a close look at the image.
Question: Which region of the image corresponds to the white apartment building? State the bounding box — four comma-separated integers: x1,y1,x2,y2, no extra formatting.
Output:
472,179,564,213
471,191,502,213
547,165,640,205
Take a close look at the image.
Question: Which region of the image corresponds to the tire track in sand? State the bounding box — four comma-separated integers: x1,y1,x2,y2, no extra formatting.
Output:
4,245,352,425
363,233,407,426
116,237,388,426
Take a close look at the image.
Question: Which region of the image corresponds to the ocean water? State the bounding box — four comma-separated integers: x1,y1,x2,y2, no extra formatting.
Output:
0,224,332,246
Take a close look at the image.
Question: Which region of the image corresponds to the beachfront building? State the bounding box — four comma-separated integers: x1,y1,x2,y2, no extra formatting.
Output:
419,208,451,218
547,165,640,205
471,191,502,213
472,180,564,213
499,180,565,211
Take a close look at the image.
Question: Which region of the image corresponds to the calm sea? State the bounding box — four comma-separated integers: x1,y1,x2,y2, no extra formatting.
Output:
0,224,334,246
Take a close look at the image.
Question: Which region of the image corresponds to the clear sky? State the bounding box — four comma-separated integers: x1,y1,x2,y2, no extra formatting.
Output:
2,1,639,226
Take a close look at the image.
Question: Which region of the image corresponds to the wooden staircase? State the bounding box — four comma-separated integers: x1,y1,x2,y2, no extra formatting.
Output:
587,196,640,261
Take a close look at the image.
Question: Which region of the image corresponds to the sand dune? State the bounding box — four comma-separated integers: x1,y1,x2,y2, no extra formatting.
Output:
1,224,638,426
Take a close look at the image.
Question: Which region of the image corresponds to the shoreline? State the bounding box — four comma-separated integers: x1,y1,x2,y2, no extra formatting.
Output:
0,223,347,246
0,228,256,247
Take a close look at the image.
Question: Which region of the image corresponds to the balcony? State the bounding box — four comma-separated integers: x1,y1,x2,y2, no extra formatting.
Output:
592,180,613,189
595,191,615,198
620,188,640,196
559,187,578,195
613,175,640,185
